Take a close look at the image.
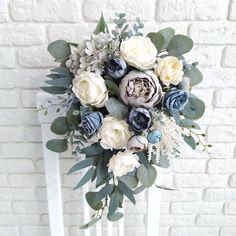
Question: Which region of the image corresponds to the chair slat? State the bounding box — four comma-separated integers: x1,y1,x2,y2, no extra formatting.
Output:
107,220,113,236
118,206,124,236
96,220,102,236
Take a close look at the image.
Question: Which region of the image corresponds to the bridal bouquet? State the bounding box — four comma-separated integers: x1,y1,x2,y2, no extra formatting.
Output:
41,13,210,228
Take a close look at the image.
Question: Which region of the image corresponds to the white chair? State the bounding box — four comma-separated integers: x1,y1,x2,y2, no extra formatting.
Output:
37,92,161,236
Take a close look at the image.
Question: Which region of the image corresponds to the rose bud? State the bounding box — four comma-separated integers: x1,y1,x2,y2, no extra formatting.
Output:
127,107,152,133
147,130,162,144
105,57,128,80
81,112,103,136
163,88,189,112
127,135,149,151
119,70,163,108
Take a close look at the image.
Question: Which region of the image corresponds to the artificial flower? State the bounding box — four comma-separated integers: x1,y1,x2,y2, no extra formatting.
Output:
81,112,103,135
147,130,162,144
127,135,148,151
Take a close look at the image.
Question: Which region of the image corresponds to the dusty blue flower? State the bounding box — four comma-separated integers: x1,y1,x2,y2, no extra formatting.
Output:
81,112,103,135
127,107,151,133
105,57,128,80
147,130,162,144
163,89,189,112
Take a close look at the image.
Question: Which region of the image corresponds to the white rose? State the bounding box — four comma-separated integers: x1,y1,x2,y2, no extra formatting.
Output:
108,151,140,178
72,71,108,108
120,36,157,70
154,56,184,86
99,116,131,150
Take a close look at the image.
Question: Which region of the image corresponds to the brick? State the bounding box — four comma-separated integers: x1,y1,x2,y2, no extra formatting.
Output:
10,0,81,22
171,202,223,214
204,188,236,201
13,202,47,214
0,127,23,142
156,0,229,21
0,188,35,201
83,0,155,22
0,48,15,69
207,126,236,142
197,215,236,226
0,202,12,213
171,227,219,236
0,227,19,236
160,215,195,226
0,174,8,187
18,46,56,68
177,174,228,188
159,227,169,236
64,201,83,214
0,69,48,89
0,214,40,225
48,23,92,42
230,175,236,187
0,25,45,46
1,143,43,158
174,159,206,173
229,0,236,20
214,89,236,108
222,46,236,67
0,0,9,22
20,226,50,236
0,109,38,125
220,227,236,236
21,90,38,108
9,174,45,187
0,159,35,173
24,126,42,142
189,22,236,44
207,160,236,174
0,90,18,107
224,202,236,214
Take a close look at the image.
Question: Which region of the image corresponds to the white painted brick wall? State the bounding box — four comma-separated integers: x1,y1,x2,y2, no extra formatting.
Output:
0,0,235,236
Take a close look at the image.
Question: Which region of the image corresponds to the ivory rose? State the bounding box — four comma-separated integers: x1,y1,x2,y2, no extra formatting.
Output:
120,36,157,70
72,71,108,108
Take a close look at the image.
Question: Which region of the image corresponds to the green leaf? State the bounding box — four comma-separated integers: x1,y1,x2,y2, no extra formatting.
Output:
73,167,95,190
86,192,103,210
46,139,68,153
157,153,169,168
93,184,114,205
181,94,205,120
81,142,104,156
184,66,203,87
180,119,200,130
119,175,138,189
155,185,175,191
45,77,72,88
183,134,196,150
41,86,67,95
133,185,145,194
105,80,120,96
158,27,175,49
118,180,136,204
66,104,80,128
137,164,157,188
47,40,71,62
51,67,72,77
135,151,149,168
107,212,123,222
105,97,128,120
93,13,108,35
108,191,120,217
67,158,95,174
96,157,109,187
50,117,71,135
147,32,164,51
80,217,101,229
167,35,193,56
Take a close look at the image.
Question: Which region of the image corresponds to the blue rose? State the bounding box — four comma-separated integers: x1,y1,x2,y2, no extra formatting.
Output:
105,58,128,80
147,130,162,144
81,112,103,135
127,107,151,133
163,89,189,112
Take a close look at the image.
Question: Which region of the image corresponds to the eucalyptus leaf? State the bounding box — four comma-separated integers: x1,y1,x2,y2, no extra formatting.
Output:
137,164,157,188
167,35,193,56
105,97,128,120
184,66,203,87
81,142,104,156
66,104,80,128
46,139,68,153
135,151,149,168
133,185,145,194
119,175,138,189
147,32,164,51
86,192,103,210
93,184,114,205
118,180,136,204
67,158,95,174
158,27,175,49
41,86,67,95
108,191,120,217
93,13,108,35
183,134,196,150
73,167,95,190
50,117,71,135
80,217,101,229
105,80,120,96
47,40,71,62
45,77,72,88
96,157,109,187
157,153,169,168
51,67,72,77
181,94,205,120
107,212,123,222
180,119,200,129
